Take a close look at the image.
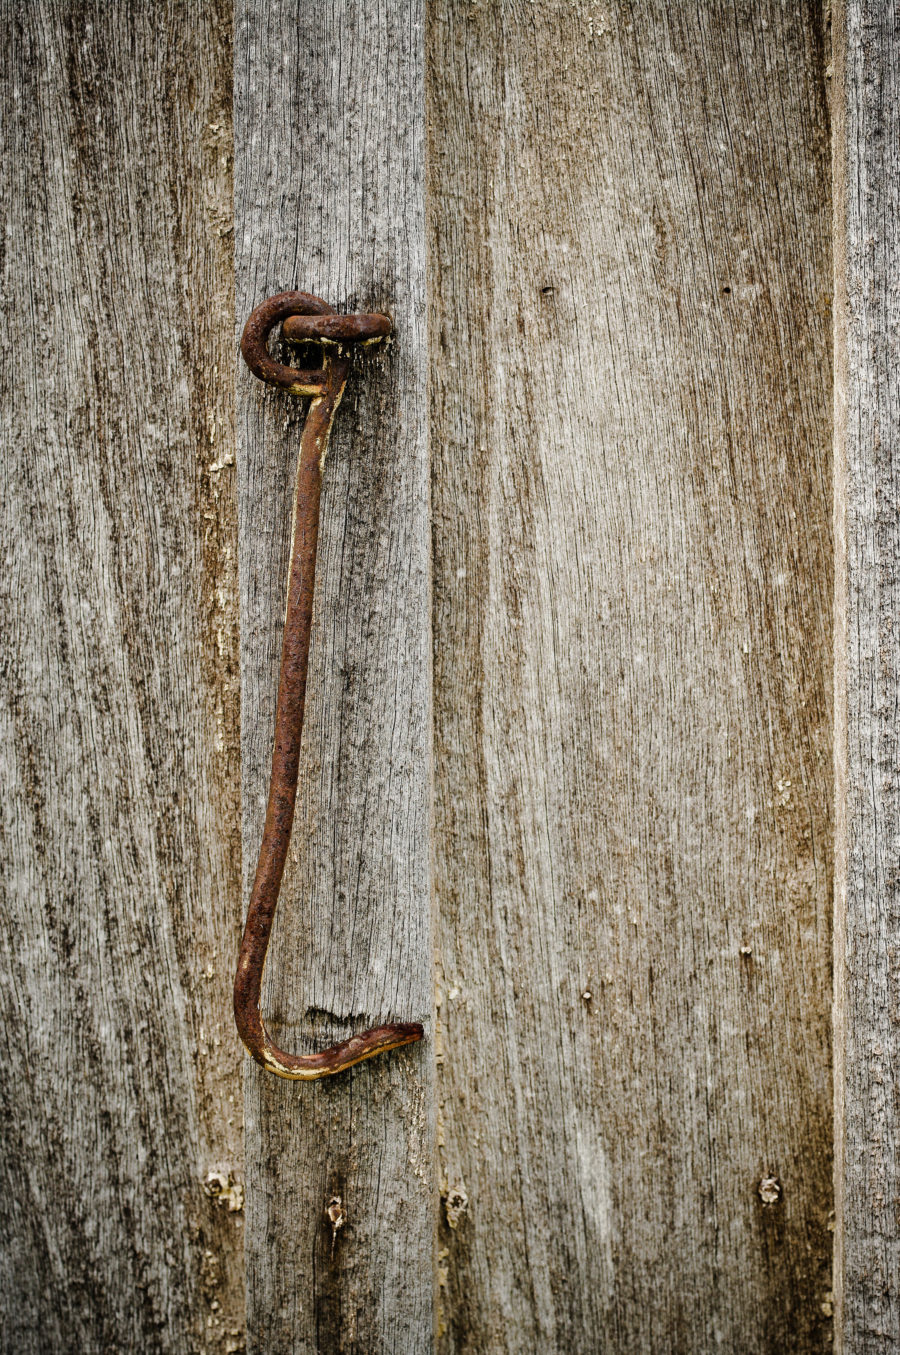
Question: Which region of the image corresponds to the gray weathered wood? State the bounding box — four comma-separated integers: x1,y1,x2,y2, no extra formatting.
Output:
0,1,244,1350
429,3,834,1349
833,2,900,1349
234,2,433,1351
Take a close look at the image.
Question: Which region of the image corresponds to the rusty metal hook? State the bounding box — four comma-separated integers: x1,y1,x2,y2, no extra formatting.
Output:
234,290,423,1079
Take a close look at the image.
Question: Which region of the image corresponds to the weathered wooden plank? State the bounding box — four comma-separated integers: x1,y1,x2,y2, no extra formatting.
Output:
234,2,432,1351
0,2,244,1351
429,3,834,1349
833,3,900,1349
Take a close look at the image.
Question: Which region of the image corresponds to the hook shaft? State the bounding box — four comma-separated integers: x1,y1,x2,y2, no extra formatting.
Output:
234,291,423,1079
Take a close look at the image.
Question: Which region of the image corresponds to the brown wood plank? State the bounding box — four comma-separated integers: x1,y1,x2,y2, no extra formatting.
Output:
0,1,244,1350
833,2,900,1349
234,2,433,1351
429,3,834,1349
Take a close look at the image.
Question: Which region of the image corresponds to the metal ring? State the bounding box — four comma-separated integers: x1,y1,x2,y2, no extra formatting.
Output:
240,291,391,394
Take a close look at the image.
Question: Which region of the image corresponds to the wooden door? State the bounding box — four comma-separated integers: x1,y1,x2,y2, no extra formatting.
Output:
2,3,898,1353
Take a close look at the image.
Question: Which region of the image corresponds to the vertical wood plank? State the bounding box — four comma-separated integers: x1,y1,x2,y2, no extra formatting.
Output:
0,2,244,1351
234,3,433,1351
833,3,900,1349
429,3,834,1349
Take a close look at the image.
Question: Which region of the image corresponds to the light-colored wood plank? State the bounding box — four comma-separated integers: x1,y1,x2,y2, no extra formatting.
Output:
234,2,433,1351
429,3,834,1349
833,3,900,1349
0,1,244,1350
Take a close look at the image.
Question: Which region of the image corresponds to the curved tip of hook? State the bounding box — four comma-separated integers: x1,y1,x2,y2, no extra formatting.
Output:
381,1021,425,1047
234,1007,425,1081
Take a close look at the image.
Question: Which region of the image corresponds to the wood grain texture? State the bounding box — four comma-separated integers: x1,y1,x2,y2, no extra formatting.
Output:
833,3,900,1349
0,2,244,1352
429,3,834,1350
234,2,433,1351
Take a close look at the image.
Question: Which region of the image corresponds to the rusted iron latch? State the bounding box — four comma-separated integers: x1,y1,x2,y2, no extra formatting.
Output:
234,290,424,1079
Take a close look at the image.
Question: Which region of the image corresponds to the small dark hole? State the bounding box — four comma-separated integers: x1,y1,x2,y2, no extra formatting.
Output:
280,336,322,370
541,285,555,295
722,285,732,295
